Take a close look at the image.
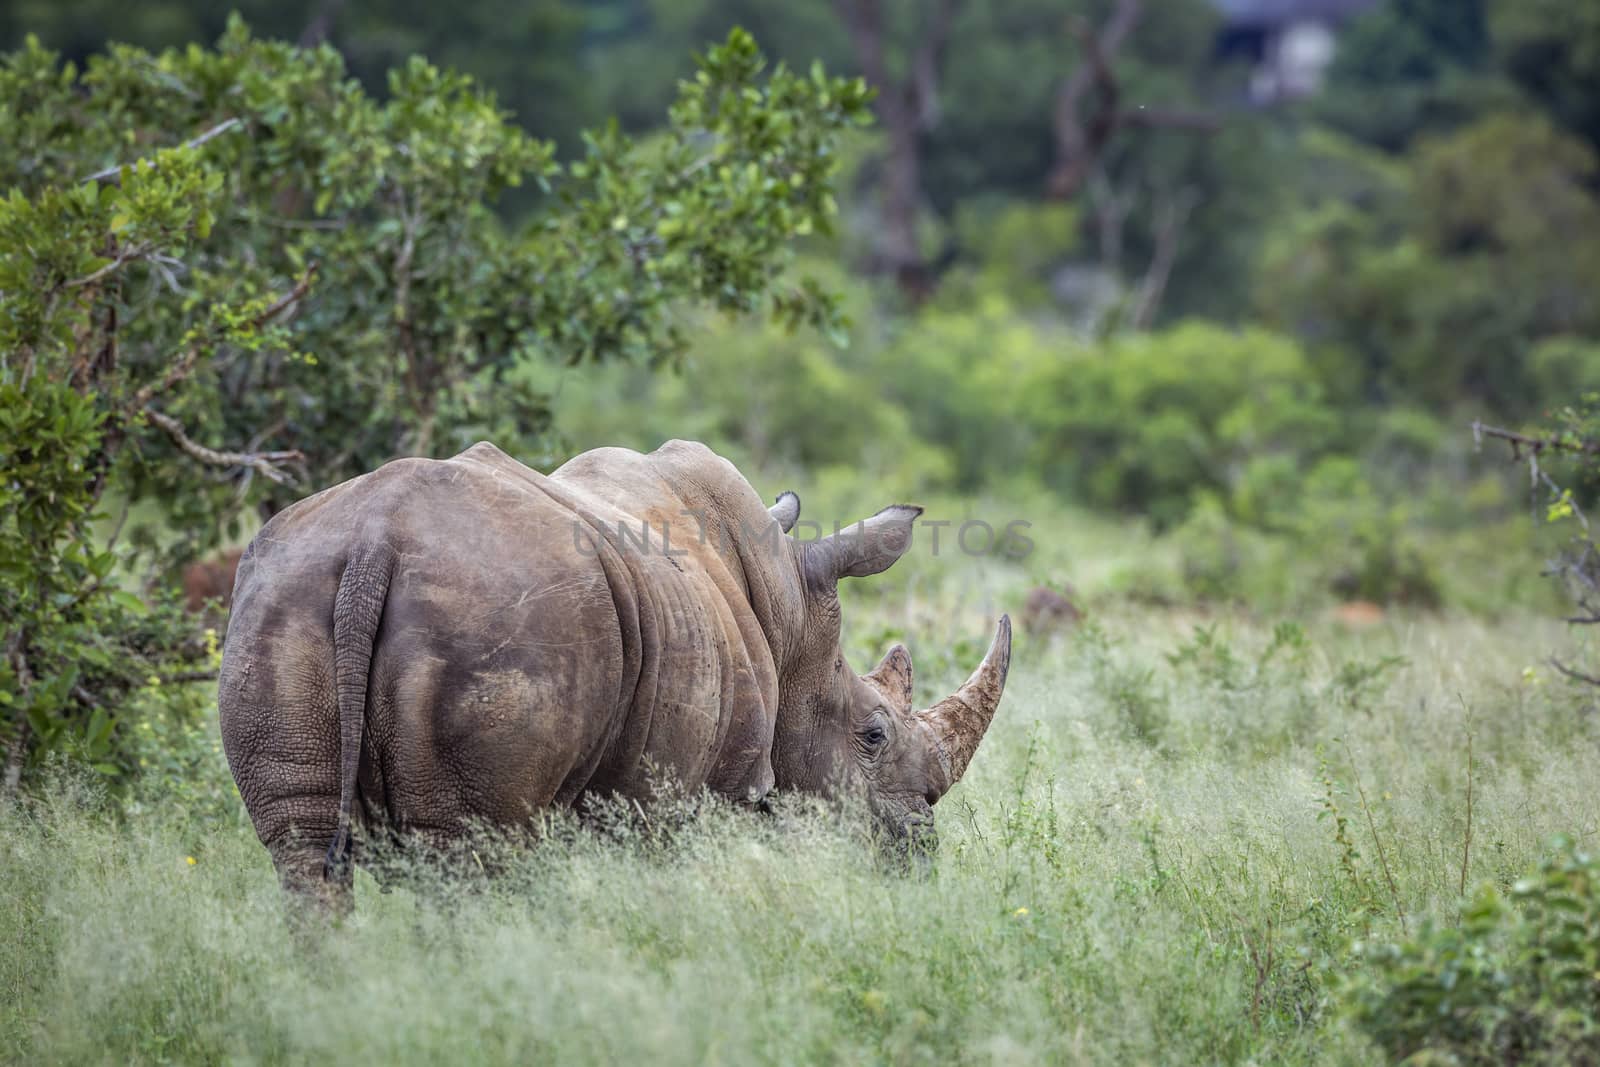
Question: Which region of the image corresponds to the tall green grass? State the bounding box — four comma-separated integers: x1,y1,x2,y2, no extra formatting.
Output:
4,555,1599,1064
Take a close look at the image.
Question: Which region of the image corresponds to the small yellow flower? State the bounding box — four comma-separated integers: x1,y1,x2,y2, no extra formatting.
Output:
185,856,197,866
1013,906,1029,917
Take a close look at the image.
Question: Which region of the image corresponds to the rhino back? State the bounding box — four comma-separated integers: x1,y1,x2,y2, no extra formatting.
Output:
220,441,783,853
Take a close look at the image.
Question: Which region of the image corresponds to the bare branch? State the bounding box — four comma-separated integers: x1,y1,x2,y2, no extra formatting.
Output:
834,0,892,98
64,242,156,289
910,0,961,130
1129,187,1198,330
143,407,305,486
1047,0,1220,200
1048,0,1142,199
1472,420,1600,459
834,0,956,293
1550,657,1600,689
81,118,244,185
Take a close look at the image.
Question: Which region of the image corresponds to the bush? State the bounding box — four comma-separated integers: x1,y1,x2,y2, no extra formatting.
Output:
1343,836,1600,1065
1028,323,1341,529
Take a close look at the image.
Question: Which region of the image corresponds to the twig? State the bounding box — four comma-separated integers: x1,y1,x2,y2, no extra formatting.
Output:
1129,186,1198,330
1237,914,1274,1035
1472,420,1600,458
64,242,155,289
1550,657,1600,688
131,262,317,410
142,407,304,486
252,263,320,327
1341,739,1408,935
81,117,244,185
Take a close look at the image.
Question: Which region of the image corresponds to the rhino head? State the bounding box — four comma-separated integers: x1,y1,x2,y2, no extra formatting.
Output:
765,496,1012,850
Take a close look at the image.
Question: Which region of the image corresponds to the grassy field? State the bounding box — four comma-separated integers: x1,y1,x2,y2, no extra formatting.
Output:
4,509,1599,1065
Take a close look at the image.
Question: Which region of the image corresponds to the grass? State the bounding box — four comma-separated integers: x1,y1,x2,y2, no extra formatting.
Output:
5,522,1600,1065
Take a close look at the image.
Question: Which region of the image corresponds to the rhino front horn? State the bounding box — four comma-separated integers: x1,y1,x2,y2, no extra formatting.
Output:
920,615,1012,799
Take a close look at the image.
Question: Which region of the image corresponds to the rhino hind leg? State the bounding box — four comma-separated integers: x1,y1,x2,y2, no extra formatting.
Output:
219,546,393,919
270,833,353,916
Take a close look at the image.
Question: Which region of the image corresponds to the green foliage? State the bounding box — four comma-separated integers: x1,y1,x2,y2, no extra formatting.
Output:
1319,0,1499,150
1344,836,1600,1065
1029,323,1339,528
0,22,868,788
0,161,223,785
1491,0,1600,149
1259,113,1600,417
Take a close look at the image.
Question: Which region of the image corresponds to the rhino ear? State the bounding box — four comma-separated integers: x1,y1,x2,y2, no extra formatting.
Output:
769,491,801,533
803,505,922,582
864,644,914,715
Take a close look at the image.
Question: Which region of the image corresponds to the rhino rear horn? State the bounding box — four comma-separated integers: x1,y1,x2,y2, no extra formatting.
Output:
802,504,922,582
770,491,801,533
920,615,1011,799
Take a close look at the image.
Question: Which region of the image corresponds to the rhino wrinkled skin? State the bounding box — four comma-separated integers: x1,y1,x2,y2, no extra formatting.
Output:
219,440,1010,907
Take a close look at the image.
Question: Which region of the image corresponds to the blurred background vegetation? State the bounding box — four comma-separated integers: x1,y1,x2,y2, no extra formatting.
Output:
3,0,1599,781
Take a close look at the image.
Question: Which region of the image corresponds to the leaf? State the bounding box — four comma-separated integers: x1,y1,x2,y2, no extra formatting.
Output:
108,590,148,616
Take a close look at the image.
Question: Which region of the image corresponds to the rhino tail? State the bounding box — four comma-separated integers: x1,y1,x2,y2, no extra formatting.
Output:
324,544,394,884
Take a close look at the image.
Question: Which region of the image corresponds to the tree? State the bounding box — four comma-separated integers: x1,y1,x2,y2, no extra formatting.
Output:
1,0,598,153
1317,0,1501,150
832,0,959,296
1491,0,1600,151
0,22,870,791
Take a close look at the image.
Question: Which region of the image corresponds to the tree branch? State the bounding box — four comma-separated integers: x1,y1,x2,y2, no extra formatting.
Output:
142,407,305,486
1047,0,1220,200
131,262,317,411
81,118,245,185
1048,0,1141,199
1129,186,1198,329
64,242,156,289
910,0,960,130
1550,657,1600,689
252,262,320,328
1472,421,1600,459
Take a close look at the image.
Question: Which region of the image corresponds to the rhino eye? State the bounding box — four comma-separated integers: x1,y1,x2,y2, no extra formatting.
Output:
861,726,887,747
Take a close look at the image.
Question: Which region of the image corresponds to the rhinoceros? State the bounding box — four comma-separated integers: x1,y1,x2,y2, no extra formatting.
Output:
219,440,1010,908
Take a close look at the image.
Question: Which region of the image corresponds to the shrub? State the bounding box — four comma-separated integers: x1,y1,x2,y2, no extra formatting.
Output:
1343,836,1600,1065
1028,322,1342,529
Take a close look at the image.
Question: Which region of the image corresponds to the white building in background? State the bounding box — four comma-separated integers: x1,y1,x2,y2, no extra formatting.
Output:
1211,0,1381,103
